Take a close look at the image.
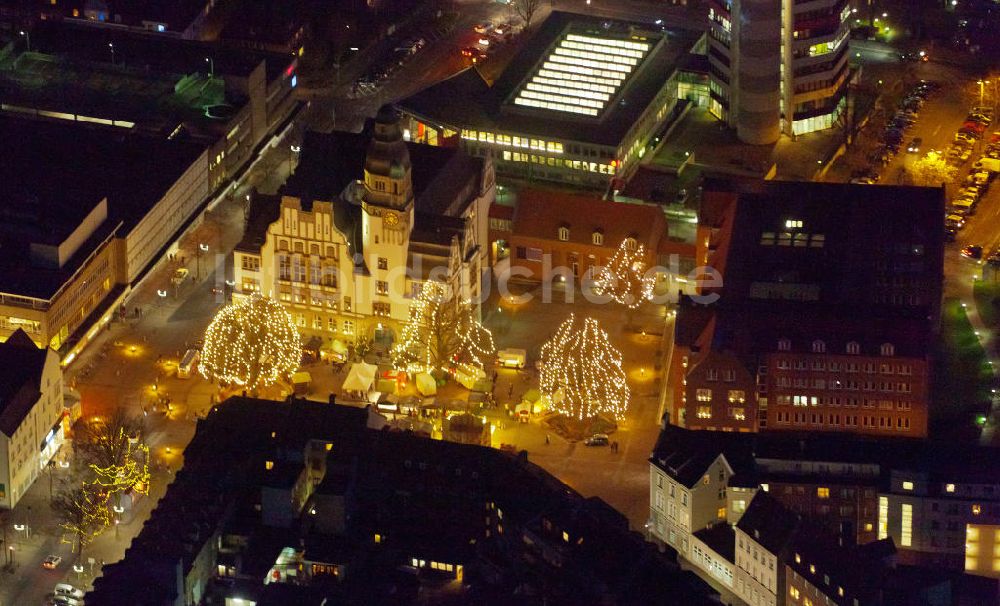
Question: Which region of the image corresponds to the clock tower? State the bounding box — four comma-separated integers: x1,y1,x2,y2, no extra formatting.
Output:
361,105,414,252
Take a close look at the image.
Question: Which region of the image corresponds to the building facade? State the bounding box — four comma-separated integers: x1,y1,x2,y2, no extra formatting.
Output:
707,0,852,143
234,107,492,348
0,330,64,509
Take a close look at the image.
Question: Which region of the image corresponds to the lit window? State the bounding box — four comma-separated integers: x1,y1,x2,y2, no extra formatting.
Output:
838,587,844,597
558,226,569,241
696,406,712,419
717,507,726,519
901,503,913,547
728,390,746,404
562,531,569,542
374,533,382,544
790,586,800,599
809,564,816,574
696,389,712,402
785,219,803,229
795,553,801,563
945,483,955,493
265,460,274,470
902,481,914,491
592,230,604,245
973,504,982,515
817,487,830,499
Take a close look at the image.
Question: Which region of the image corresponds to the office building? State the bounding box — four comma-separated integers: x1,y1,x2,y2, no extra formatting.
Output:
398,12,703,187
707,0,853,143
670,178,944,437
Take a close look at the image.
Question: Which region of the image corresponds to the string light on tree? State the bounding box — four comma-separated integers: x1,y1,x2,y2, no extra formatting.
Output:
592,238,654,309
539,314,630,421
392,281,495,377
200,295,301,390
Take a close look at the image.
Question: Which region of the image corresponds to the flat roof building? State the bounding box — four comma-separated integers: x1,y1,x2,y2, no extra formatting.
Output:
398,11,703,188
669,178,944,438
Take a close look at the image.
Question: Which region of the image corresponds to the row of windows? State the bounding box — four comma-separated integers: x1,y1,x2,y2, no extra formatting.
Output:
695,389,746,403
695,405,746,420
774,358,913,374
279,292,351,312
501,150,617,175
777,340,895,356
461,129,565,153
287,312,355,335
775,412,912,430
774,378,913,393
760,232,825,248
774,394,913,408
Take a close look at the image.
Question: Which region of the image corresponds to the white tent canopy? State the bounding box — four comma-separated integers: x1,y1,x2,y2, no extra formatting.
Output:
415,372,437,396
343,362,378,392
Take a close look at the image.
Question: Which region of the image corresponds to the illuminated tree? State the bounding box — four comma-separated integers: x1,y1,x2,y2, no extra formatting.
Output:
910,151,957,187
592,238,654,309
75,410,150,502
539,315,630,421
392,281,495,378
200,295,301,391
51,485,110,554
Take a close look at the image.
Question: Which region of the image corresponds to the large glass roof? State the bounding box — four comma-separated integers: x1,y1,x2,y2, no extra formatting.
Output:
512,33,652,118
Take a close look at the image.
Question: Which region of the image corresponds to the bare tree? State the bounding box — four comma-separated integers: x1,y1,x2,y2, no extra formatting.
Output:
512,0,542,31
51,486,110,554
74,409,150,505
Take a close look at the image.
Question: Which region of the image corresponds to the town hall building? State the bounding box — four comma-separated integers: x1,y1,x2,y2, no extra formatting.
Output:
233,105,494,351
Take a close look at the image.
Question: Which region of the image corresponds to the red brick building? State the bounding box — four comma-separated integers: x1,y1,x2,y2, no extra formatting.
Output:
670,178,943,437
488,188,694,283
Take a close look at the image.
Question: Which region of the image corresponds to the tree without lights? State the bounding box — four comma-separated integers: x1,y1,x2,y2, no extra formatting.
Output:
391,281,495,378
512,0,542,30
539,315,630,421
200,295,301,391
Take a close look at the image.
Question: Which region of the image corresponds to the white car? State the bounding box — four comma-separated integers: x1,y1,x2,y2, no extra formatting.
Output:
54,583,85,600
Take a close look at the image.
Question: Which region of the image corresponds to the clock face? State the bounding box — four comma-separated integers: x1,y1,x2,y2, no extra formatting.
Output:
383,211,399,227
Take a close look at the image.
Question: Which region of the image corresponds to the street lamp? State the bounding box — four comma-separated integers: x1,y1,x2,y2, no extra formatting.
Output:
73,563,84,579
19,30,30,52
205,56,214,77
108,42,116,65
8,545,14,567
197,243,209,279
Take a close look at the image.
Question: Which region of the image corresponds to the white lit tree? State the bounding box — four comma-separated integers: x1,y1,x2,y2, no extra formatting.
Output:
592,238,654,310
539,315,630,421
391,281,495,378
200,296,301,391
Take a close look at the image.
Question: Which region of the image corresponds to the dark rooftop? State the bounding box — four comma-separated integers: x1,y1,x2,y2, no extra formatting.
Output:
0,116,204,299
702,178,945,320
399,12,701,147
0,330,48,438
735,491,799,555
693,523,735,562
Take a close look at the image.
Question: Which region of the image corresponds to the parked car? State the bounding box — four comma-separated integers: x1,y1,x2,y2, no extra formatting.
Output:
584,433,610,446
962,245,984,260
473,21,493,34
907,138,922,153
54,584,85,600
42,555,62,570
956,132,977,144
945,214,966,230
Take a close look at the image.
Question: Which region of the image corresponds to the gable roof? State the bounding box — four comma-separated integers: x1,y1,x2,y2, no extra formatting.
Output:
649,423,754,488
0,329,49,437
512,188,666,249
735,491,799,555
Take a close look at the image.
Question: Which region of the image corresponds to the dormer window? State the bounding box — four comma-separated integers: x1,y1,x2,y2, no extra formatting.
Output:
778,338,791,351
846,341,860,355
624,236,638,250
592,230,604,246
880,343,895,357
812,340,826,353
558,226,570,242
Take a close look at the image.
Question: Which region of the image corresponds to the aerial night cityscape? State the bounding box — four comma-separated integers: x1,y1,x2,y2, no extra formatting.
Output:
1,0,1000,605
